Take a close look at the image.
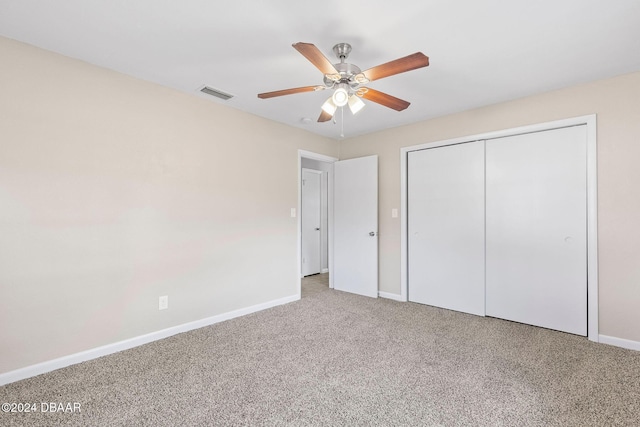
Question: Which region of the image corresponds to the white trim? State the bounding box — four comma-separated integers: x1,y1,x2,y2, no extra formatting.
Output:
298,150,338,293
399,148,408,302
586,117,599,342
379,291,404,301
328,163,334,289
400,115,599,341
298,150,339,164
0,294,299,386
321,268,329,274
301,168,323,175
599,335,640,352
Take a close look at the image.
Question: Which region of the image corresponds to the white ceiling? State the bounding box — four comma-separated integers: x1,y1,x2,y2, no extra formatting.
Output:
2,0,640,139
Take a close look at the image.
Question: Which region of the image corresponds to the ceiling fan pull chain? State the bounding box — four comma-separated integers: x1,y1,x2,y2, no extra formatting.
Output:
340,106,345,138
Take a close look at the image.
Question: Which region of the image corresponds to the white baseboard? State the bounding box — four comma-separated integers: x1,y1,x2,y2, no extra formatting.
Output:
378,291,405,302
599,335,640,352
321,268,329,274
0,294,299,386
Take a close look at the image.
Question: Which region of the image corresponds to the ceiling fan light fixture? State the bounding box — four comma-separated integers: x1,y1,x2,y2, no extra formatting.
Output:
321,97,337,115
332,87,349,107
348,94,366,115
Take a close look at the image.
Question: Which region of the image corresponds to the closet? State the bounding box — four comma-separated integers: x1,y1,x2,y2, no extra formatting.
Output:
408,125,588,336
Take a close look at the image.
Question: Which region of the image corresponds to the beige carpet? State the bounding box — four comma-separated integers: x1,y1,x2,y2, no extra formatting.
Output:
1,274,640,426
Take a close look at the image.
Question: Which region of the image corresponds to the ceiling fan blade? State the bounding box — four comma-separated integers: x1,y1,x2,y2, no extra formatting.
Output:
258,85,325,99
292,42,339,75
360,88,411,111
318,109,333,122
362,52,429,82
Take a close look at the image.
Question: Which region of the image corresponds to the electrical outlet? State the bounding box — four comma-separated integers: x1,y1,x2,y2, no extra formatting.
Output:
159,295,168,310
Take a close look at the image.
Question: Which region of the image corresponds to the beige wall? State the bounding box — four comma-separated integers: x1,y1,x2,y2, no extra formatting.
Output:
340,71,640,343
0,37,339,374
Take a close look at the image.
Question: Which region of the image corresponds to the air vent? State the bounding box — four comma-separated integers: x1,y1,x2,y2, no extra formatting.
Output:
199,86,234,101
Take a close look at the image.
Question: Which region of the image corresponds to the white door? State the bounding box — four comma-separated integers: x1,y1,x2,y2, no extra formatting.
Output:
485,125,587,335
333,156,378,298
301,169,322,276
408,141,485,315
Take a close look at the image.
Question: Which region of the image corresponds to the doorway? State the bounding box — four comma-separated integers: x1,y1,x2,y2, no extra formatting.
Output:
298,150,337,297
297,150,380,300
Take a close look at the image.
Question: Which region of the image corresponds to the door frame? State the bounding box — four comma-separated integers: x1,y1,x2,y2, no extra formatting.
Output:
301,168,323,276
400,115,599,342
298,150,338,297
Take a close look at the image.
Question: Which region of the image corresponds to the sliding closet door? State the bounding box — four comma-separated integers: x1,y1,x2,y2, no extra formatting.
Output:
485,126,587,335
408,141,485,316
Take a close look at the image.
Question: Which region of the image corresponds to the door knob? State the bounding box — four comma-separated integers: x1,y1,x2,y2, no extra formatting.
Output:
315,228,320,231
369,231,377,237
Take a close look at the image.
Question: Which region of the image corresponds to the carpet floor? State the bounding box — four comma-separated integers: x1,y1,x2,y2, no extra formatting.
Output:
1,274,639,426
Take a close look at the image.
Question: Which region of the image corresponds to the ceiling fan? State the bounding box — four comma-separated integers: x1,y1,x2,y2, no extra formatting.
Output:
258,42,429,122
